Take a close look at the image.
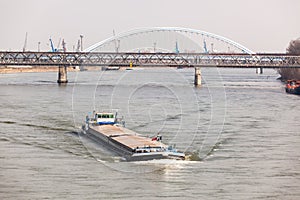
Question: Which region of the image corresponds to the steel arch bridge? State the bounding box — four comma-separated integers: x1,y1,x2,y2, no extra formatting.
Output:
85,27,254,54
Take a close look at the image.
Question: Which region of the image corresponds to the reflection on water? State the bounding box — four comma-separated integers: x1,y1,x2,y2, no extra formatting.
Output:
0,68,299,199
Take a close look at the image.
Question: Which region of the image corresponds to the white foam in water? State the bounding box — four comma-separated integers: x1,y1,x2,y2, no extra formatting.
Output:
133,159,199,165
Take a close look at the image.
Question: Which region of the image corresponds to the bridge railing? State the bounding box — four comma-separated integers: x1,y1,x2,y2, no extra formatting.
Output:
0,51,300,68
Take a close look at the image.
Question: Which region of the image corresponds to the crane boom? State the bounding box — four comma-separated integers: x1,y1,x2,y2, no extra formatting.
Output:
57,38,61,50
49,38,56,52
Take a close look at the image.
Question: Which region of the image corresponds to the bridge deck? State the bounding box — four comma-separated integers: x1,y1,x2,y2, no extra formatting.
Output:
0,51,299,68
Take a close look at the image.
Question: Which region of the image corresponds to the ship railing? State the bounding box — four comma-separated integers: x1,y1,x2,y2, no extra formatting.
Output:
133,146,165,153
115,117,125,127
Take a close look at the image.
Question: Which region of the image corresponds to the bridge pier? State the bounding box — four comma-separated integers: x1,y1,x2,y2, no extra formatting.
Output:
256,67,263,74
57,65,68,84
194,67,202,86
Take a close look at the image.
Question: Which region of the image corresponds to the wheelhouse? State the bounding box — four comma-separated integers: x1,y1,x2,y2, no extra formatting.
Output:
95,112,115,125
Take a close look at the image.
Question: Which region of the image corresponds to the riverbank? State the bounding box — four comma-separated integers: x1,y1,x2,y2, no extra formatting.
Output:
0,66,146,73
0,66,101,74
277,68,300,82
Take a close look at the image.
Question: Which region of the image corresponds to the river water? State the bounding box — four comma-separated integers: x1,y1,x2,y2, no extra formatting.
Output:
0,68,299,199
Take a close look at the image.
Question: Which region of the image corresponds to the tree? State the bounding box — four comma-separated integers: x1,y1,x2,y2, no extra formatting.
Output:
287,38,300,54
277,37,300,81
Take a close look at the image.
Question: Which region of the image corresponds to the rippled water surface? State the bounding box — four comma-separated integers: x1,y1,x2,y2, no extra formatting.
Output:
0,68,299,199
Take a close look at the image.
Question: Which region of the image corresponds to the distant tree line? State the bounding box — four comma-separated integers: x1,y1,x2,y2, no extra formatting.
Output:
277,37,300,81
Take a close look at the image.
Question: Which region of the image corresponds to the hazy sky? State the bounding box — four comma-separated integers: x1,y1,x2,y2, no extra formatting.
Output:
1,0,299,52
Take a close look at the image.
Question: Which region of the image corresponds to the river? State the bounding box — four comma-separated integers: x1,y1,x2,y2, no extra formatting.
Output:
0,68,299,199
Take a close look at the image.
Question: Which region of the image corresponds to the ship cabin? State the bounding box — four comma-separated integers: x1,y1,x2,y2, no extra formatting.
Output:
95,112,116,125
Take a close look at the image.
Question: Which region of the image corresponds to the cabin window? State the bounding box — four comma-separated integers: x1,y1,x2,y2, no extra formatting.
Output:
97,114,114,118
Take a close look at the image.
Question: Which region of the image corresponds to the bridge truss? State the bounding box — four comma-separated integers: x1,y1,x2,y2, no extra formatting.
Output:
0,51,299,68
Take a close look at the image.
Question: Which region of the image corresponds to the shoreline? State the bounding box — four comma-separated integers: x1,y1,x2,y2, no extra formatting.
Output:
0,66,101,74
0,66,165,74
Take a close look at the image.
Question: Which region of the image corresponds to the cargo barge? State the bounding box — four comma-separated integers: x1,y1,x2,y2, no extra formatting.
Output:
82,111,185,161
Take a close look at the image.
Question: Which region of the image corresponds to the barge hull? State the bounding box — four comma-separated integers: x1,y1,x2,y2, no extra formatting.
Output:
85,125,185,161
86,127,133,158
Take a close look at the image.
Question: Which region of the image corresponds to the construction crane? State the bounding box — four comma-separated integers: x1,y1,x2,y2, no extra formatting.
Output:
62,39,66,52
76,39,81,52
80,35,83,51
175,41,179,54
56,38,62,51
49,37,57,52
49,37,63,52
22,32,28,52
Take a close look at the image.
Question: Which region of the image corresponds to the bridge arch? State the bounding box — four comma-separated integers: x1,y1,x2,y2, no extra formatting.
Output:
85,27,254,54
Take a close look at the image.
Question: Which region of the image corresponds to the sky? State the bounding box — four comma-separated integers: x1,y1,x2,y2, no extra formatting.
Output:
1,0,299,52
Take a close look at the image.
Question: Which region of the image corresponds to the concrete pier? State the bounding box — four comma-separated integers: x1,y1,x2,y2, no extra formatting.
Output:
57,65,68,84
194,67,202,86
260,67,263,74
256,67,264,74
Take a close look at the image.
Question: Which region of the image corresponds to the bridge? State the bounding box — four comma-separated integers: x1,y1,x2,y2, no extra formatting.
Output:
1,27,300,84
0,51,300,68
1,51,299,85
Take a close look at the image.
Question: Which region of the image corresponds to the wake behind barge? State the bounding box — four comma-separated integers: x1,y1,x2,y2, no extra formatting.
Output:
83,112,185,161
